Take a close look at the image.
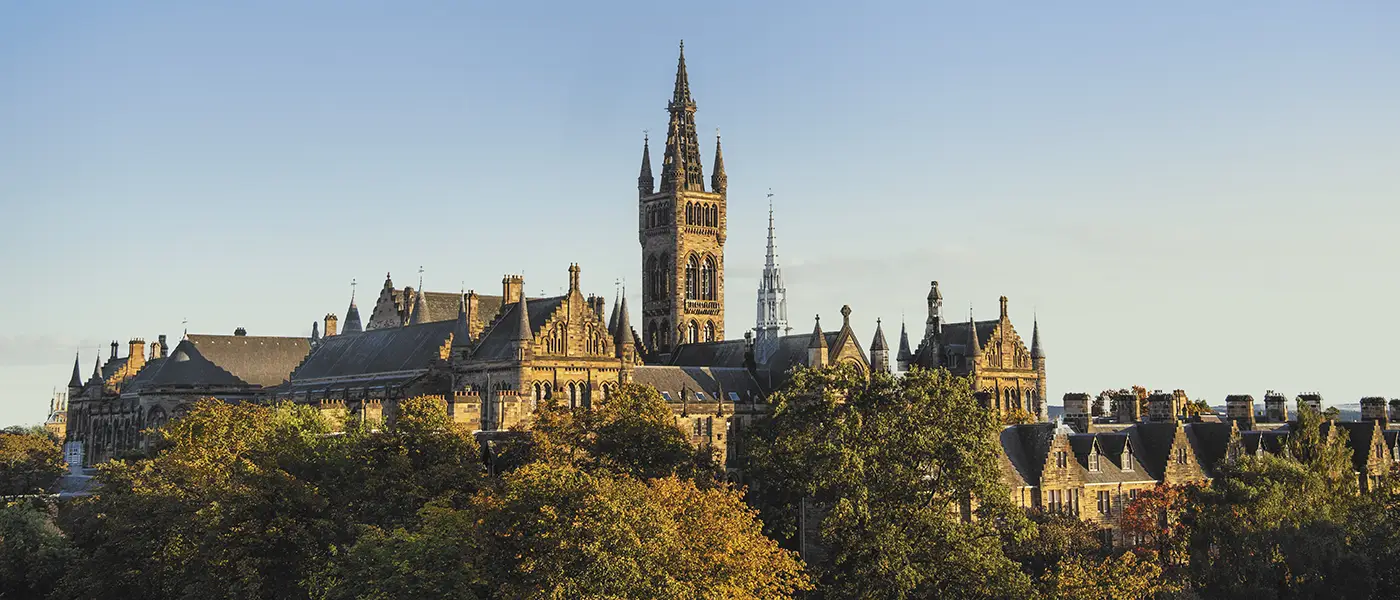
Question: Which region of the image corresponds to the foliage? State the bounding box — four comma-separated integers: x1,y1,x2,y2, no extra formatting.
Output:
1001,407,1037,426
0,427,66,497
317,463,809,599
1004,512,1102,583
1182,399,1212,417
747,365,1031,598
1091,394,1106,417
502,383,722,486
1120,483,1197,571
0,500,72,598
56,397,483,600
1044,550,1169,600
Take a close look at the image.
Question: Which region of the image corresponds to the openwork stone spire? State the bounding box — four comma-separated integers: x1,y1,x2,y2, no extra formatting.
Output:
660,41,705,193
755,193,788,364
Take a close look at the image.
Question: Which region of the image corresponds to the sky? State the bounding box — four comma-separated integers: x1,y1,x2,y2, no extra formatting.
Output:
1,2,1397,426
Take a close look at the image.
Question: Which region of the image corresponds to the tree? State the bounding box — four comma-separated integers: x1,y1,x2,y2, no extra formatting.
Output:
1001,407,1037,425
502,384,721,485
747,365,1032,598
316,462,810,599
1180,406,1371,598
0,501,72,598
0,426,65,497
1044,550,1169,600
56,396,483,600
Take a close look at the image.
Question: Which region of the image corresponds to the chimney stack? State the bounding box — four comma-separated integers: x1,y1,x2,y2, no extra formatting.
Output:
324,313,338,337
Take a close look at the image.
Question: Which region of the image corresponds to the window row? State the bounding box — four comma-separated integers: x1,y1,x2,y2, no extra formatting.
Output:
645,253,719,301
684,202,719,227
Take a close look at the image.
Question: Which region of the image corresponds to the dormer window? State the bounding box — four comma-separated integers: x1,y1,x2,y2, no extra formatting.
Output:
1088,449,1101,472
1123,441,1134,472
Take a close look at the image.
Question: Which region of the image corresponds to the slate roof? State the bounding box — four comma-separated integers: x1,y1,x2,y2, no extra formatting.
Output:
120,357,167,395
1129,422,1180,480
1333,422,1382,472
471,295,567,361
668,331,851,394
1001,423,1056,486
143,335,311,388
291,320,454,381
390,290,506,326
937,320,999,355
1185,422,1234,476
632,366,764,404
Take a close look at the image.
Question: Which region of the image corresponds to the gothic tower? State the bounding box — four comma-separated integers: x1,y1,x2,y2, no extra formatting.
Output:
754,196,788,363
638,42,726,353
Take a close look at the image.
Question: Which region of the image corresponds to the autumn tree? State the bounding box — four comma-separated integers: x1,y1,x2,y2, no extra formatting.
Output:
501,383,721,485
747,365,1032,598
1044,550,1169,600
0,426,65,497
316,462,809,599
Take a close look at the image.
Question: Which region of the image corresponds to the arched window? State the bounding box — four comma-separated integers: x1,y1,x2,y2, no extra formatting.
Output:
687,320,699,344
704,321,716,342
685,203,694,225
659,252,670,299
659,318,670,350
533,382,542,401
645,255,658,300
685,255,699,300
700,256,716,300
708,205,716,227
568,382,578,409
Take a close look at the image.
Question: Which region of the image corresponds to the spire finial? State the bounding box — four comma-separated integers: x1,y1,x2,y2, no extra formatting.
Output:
350,278,356,302
418,265,424,290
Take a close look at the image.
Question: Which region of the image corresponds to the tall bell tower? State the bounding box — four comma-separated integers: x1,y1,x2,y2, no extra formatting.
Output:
638,42,727,354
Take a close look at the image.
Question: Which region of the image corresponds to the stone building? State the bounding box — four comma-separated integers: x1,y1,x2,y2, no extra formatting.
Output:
905,281,1047,421
638,41,728,354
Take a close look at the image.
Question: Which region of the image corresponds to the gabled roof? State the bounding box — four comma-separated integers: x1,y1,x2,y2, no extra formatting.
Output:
1130,422,1181,479
120,357,167,395
1002,423,1056,486
632,366,764,404
390,290,506,326
1185,422,1234,476
291,320,453,381
1334,421,1383,472
145,335,311,388
471,295,567,361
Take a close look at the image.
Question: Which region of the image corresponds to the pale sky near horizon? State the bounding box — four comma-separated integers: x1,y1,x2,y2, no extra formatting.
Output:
1,2,1397,426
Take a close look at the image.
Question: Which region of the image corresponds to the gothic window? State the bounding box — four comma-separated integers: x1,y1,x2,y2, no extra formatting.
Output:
686,203,694,225
700,256,715,300
660,252,670,298
685,255,699,300
687,320,699,344
568,383,578,409
660,319,670,350
704,321,715,342
542,382,552,400
645,255,658,300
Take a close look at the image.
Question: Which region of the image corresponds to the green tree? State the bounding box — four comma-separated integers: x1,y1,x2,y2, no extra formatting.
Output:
0,501,72,598
1182,406,1371,598
0,426,65,497
316,462,809,599
56,396,483,600
747,365,1032,598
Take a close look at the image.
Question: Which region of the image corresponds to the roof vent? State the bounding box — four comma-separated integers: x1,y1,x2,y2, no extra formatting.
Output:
234,327,247,336
172,350,190,362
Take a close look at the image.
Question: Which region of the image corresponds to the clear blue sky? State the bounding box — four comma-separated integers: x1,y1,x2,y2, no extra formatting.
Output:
2,2,1397,425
